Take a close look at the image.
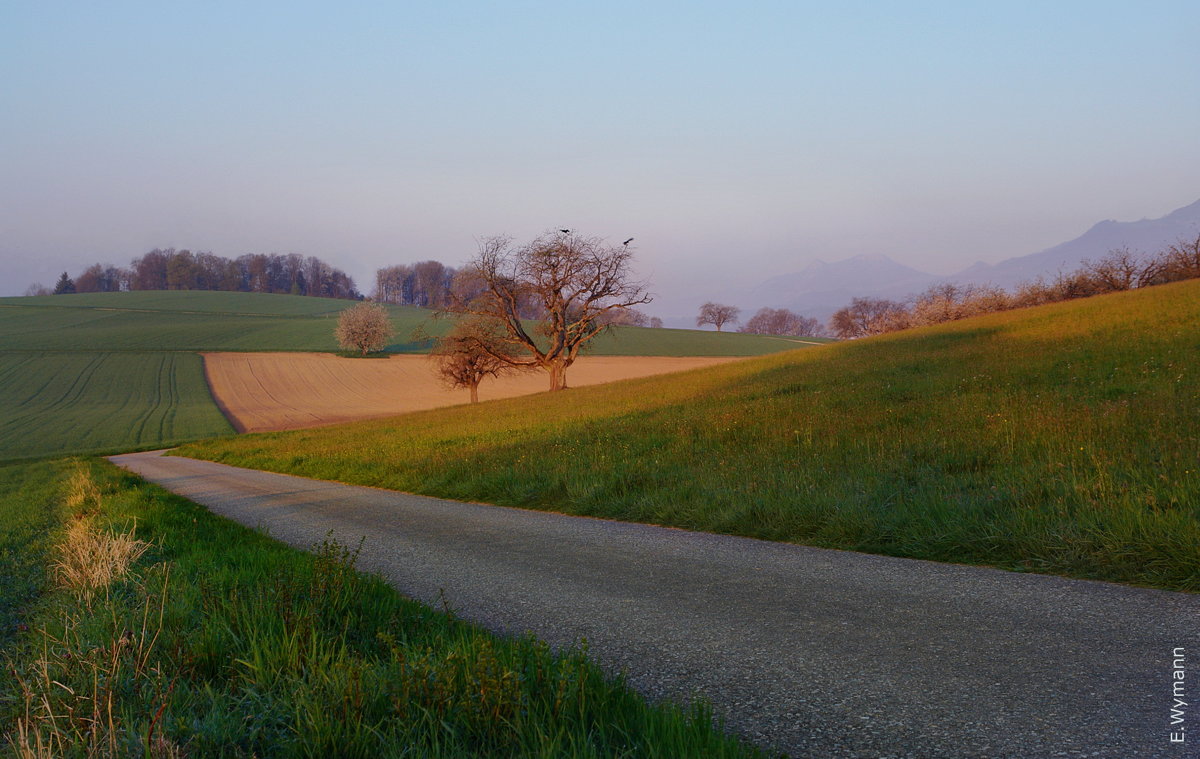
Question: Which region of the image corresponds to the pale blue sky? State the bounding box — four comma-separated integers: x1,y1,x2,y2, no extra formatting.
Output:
2,1,1197,315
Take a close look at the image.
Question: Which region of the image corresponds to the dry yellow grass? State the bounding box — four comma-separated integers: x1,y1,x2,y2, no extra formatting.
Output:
63,466,100,514
202,352,746,433
54,518,149,600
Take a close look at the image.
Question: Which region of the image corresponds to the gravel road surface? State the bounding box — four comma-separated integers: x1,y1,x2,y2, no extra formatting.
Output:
109,450,1198,758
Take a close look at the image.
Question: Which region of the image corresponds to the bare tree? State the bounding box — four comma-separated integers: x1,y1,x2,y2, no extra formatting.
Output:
430,318,523,403
596,306,650,326
1162,233,1200,282
696,302,740,331
24,282,51,297
452,231,651,391
648,316,664,328
334,302,394,355
1082,247,1148,292
829,297,907,338
739,307,821,336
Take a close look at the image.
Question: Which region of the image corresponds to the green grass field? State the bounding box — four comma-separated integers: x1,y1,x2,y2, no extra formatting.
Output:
0,352,233,462
0,291,806,355
0,458,767,758
180,279,1200,591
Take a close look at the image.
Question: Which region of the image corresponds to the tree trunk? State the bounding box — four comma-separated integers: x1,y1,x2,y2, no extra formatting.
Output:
547,361,567,391
469,383,479,403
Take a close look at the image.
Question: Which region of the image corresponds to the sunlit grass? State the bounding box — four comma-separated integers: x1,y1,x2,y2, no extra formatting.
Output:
181,279,1200,591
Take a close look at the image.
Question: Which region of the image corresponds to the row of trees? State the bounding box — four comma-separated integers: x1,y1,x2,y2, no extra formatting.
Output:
374,261,457,308
696,302,826,337
29,249,359,299
829,235,1200,338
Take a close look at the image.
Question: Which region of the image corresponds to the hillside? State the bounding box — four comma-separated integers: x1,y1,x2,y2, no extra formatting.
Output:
180,279,1200,590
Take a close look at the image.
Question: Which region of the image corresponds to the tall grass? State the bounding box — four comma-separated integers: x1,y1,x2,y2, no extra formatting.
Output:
1,461,768,758
180,280,1200,591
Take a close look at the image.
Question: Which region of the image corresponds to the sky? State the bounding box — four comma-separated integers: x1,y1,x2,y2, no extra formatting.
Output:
2,1,1198,317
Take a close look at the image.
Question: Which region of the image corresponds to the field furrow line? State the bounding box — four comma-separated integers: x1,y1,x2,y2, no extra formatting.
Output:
160,353,180,441
147,353,168,442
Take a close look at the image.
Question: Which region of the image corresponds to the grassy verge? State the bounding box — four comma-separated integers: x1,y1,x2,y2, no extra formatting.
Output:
179,280,1200,591
0,460,768,758
0,461,69,650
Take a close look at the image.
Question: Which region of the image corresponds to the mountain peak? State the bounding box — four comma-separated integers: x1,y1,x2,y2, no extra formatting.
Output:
948,195,1200,290
1164,197,1200,221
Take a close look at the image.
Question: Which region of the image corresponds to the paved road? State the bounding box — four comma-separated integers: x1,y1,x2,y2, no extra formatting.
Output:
110,450,1198,759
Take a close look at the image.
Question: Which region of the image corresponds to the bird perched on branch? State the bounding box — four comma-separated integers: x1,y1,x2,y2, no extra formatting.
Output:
623,238,634,246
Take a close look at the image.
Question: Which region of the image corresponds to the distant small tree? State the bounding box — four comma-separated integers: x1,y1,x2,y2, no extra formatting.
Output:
24,282,51,297
53,272,76,295
648,316,664,328
597,306,650,327
739,307,821,337
696,302,739,331
430,318,523,403
335,302,394,355
830,297,907,339
1162,233,1200,282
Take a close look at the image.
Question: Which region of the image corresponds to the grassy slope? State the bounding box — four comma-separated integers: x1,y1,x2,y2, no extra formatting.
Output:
0,459,765,758
181,280,1200,591
0,352,233,462
0,291,807,355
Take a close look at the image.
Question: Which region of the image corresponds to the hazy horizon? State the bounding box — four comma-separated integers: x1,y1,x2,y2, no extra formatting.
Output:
3,2,1198,317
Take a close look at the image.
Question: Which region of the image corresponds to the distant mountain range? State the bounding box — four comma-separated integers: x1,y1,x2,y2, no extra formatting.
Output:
747,197,1200,320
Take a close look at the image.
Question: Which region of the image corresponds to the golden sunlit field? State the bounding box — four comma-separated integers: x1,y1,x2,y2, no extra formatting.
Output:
203,353,746,432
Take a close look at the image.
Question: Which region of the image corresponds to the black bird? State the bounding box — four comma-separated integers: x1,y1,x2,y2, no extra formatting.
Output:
623,237,634,246
559,229,571,234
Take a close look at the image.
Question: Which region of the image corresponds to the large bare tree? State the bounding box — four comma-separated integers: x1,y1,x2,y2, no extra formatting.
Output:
453,231,651,391
696,302,740,331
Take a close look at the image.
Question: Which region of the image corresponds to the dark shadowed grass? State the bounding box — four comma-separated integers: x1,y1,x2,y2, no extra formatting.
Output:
180,280,1200,591
0,460,770,758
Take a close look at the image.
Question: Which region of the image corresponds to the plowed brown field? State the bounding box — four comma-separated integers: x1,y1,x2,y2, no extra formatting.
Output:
203,352,745,433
